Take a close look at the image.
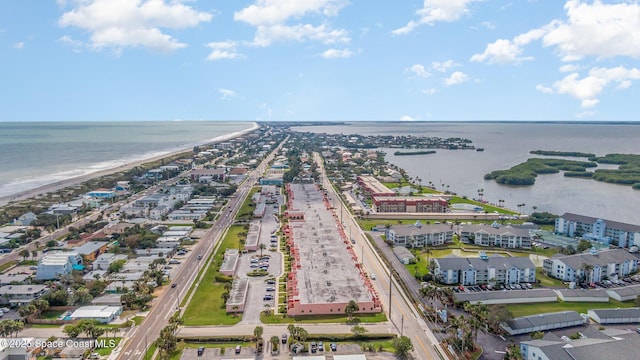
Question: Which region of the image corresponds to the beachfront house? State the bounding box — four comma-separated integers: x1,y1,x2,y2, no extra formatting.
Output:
13,212,37,226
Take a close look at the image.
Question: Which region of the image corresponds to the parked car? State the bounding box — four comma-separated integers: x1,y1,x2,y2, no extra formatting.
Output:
263,295,273,301
318,341,324,351
281,334,288,344
330,343,337,351
266,287,276,291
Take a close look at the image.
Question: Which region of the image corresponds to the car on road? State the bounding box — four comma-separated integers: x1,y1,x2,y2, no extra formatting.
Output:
171,283,177,288
370,273,376,280
197,254,202,260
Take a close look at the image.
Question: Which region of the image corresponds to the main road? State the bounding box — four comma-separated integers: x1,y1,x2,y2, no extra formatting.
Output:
315,153,445,360
118,141,285,360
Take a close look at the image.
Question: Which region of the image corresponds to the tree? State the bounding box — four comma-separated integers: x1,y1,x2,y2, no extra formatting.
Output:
351,325,368,337
577,239,592,252
157,325,177,356
464,302,489,347
63,324,81,338
392,335,414,358
18,304,36,321
31,299,49,318
19,249,29,262
259,243,267,257
253,325,264,340
345,300,359,322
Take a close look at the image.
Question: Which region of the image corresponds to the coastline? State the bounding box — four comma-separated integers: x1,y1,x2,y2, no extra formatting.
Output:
0,122,259,208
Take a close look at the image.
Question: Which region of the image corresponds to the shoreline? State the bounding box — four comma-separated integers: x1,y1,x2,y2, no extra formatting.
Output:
0,123,260,208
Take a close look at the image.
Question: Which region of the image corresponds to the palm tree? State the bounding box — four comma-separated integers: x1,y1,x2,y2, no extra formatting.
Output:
259,243,267,257
345,300,359,322
19,249,29,262
464,302,489,347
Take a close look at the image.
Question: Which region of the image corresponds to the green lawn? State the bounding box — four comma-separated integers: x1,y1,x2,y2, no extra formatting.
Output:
237,187,260,218
536,268,565,288
94,337,121,356
261,311,388,324
0,260,18,273
182,226,244,326
507,300,635,317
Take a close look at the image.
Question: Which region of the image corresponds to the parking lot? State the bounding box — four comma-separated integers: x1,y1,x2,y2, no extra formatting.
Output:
237,192,284,325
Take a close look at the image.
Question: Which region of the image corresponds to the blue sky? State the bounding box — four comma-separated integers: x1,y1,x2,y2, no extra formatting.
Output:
1,0,639,122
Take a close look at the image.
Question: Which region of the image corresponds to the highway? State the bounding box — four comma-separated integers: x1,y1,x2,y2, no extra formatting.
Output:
316,153,445,360
117,142,284,360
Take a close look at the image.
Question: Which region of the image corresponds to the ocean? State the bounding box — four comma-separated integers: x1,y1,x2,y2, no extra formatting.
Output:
0,121,257,198
293,122,640,224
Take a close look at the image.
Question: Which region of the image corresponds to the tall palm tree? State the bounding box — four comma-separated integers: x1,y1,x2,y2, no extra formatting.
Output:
464,302,489,347
345,300,359,322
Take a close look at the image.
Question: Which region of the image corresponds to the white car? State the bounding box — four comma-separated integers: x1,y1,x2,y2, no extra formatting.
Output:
370,273,376,280
0,308,9,313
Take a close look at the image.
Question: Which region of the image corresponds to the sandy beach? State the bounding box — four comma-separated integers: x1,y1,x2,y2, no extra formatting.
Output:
0,124,259,208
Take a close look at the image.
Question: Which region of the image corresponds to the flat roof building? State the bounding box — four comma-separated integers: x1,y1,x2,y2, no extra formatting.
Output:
69,305,122,323
284,183,381,316
225,278,249,314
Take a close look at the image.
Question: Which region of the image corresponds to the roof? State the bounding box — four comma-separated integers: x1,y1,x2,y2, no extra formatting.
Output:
455,289,557,302
74,241,108,255
556,288,609,299
554,248,639,270
560,212,640,233
39,252,79,265
392,246,415,260
607,284,640,298
70,305,121,319
0,285,48,295
460,224,531,237
435,255,535,272
390,223,454,237
589,307,640,319
505,311,583,331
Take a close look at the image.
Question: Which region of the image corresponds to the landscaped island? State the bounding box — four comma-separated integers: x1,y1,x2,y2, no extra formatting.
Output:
485,152,640,189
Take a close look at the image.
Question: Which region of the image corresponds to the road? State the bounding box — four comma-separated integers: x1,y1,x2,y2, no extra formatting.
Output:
316,152,445,360
117,141,285,360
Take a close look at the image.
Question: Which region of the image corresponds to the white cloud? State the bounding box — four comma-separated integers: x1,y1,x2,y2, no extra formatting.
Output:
422,88,437,95
559,64,580,73
400,115,417,121
218,88,237,100
59,0,212,53
576,110,595,118
235,0,349,47
538,66,640,108
321,48,353,58
444,71,469,86
431,60,456,72
543,0,640,61
535,84,553,94
253,23,349,47
470,26,547,64
474,1,640,64
13,42,24,49
206,41,243,61
406,64,430,78
481,21,495,30
393,0,479,35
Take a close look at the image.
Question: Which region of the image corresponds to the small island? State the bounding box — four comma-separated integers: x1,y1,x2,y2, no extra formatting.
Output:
485,152,640,189
530,150,595,157
393,150,437,156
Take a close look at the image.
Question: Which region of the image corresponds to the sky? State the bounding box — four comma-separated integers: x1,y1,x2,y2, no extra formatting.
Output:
1,0,640,122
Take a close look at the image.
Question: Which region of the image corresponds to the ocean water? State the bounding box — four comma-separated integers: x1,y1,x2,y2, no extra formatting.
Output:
293,122,640,224
0,121,256,198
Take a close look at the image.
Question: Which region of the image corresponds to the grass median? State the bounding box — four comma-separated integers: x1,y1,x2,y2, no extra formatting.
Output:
182,225,244,326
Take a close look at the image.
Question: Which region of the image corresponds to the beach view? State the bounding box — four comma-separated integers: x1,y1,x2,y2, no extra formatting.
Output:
2,2,640,360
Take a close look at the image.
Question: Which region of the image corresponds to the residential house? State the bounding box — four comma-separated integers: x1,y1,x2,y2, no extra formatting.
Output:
0,284,49,306
69,305,122,323
73,241,109,262
13,212,37,226
35,252,82,280
93,253,128,271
